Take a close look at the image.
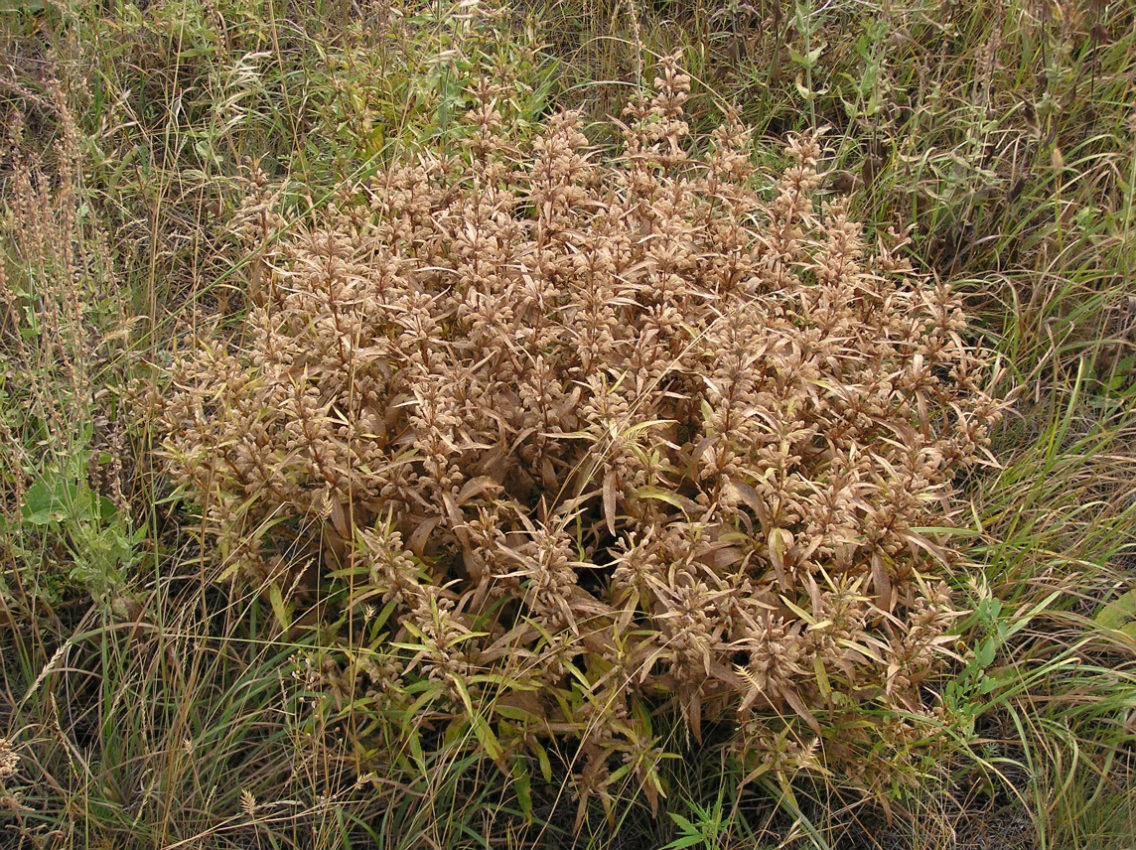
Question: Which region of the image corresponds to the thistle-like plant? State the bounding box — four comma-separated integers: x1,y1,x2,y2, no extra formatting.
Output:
157,53,1002,818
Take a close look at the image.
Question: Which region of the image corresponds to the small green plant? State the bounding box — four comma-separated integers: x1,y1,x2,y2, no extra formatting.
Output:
0,85,139,620
15,445,140,608
231,0,560,189
663,791,727,850
787,1,826,126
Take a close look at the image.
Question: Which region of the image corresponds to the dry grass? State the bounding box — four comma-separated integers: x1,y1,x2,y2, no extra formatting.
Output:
1,1,1134,848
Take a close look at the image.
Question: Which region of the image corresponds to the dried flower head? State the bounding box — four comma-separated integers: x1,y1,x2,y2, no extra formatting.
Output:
0,737,19,783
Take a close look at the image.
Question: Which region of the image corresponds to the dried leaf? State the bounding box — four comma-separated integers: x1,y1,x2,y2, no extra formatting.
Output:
870,551,894,611
603,470,618,537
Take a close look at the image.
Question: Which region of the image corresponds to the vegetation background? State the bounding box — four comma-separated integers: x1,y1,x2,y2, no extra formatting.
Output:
1,0,1134,848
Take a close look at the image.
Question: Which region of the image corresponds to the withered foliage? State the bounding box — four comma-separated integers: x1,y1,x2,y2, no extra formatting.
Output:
157,56,1002,813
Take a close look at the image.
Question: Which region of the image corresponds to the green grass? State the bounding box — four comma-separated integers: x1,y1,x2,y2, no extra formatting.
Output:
2,0,1135,847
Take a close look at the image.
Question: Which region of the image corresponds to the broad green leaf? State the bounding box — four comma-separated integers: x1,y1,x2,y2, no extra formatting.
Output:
1095,588,1136,631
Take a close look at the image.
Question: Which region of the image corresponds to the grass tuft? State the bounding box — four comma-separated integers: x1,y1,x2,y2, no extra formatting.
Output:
2,1,1134,848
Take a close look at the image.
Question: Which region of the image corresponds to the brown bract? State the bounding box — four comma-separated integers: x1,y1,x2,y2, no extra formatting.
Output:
157,54,1002,814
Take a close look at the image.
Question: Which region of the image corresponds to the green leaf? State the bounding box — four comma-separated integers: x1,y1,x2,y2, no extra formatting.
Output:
661,812,707,850
268,583,292,631
788,43,826,69
21,476,82,526
513,760,533,819
667,813,698,833
1095,588,1136,631
531,738,552,783
633,486,695,514
975,640,997,668
407,728,425,772
450,675,505,768
909,526,981,536
813,655,831,700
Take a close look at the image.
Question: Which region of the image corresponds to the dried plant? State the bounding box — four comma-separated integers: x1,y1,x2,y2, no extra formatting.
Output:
157,54,1003,817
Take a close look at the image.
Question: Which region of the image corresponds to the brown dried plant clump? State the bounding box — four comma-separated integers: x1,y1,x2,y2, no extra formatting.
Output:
157,56,1002,811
